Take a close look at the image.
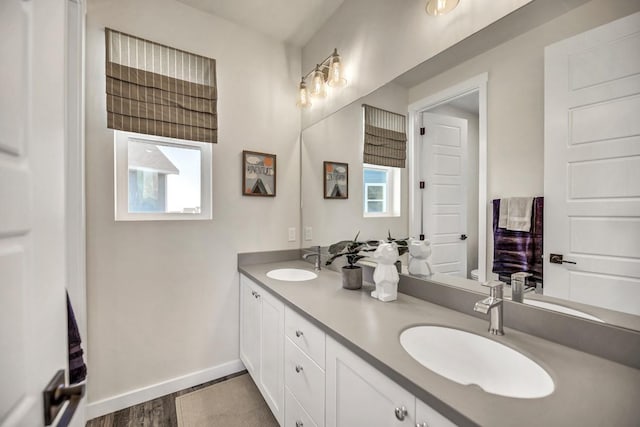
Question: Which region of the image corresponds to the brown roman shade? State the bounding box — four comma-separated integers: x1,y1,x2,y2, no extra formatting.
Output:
363,104,407,168
105,28,217,143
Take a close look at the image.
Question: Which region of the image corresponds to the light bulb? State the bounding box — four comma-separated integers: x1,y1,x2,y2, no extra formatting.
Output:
309,65,327,98
296,79,311,109
425,0,459,16
327,49,347,88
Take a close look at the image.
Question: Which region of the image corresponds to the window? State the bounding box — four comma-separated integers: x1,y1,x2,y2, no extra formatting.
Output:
115,131,212,221
363,164,400,217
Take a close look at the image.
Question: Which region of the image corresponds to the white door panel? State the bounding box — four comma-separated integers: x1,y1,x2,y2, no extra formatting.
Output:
422,113,468,277
1,0,70,425
544,11,640,314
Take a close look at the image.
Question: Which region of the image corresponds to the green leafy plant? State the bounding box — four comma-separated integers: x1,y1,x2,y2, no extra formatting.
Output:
325,232,376,268
383,230,409,257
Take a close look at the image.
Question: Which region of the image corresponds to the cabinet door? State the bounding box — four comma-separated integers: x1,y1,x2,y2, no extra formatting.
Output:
259,287,285,424
416,399,456,427
240,276,260,376
326,336,415,427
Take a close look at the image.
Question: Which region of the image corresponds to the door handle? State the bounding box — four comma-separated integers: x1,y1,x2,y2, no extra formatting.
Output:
550,253,576,265
44,370,85,426
460,234,468,240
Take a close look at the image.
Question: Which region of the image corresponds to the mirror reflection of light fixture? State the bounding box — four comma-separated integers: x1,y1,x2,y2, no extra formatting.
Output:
296,78,311,109
425,0,459,16
297,48,347,108
310,64,327,98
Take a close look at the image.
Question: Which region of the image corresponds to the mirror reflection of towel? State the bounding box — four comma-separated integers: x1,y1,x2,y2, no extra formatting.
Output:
498,197,534,232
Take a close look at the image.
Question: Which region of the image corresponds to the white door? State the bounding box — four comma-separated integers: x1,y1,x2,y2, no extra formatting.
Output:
544,12,640,315
1,0,70,426
259,289,284,425
421,112,468,277
325,336,415,427
239,276,260,376
415,399,456,427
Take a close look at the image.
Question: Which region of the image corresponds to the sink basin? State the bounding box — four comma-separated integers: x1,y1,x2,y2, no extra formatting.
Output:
523,299,604,322
400,326,554,398
266,268,317,282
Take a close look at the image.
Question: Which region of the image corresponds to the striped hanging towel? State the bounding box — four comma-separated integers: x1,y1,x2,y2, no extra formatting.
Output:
67,292,87,384
492,197,544,283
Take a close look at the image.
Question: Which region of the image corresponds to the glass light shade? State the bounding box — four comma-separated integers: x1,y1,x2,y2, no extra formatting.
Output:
425,0,459,16
327,53,347,88
296,80,311,108
309,65,327,98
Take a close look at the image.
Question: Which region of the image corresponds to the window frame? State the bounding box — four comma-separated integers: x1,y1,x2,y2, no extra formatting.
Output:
362,164,401,218
114,130,212,221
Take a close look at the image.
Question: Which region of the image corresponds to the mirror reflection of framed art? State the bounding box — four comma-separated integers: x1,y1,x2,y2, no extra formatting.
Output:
323,161,348,199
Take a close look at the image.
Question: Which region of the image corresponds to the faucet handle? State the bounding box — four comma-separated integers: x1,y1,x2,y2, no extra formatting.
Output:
482,280,504,298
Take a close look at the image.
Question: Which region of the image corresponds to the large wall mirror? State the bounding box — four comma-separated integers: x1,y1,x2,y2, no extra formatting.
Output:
300,0,640,332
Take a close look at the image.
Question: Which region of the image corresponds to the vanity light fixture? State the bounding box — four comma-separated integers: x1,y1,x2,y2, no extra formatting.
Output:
297,48,347,108
425,0,459,16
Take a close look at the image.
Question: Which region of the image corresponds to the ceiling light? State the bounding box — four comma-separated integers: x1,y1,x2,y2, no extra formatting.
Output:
425,0,459,16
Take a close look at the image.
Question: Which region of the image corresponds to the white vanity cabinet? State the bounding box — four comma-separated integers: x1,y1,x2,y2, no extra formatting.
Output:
325,336,416,427
326,336,454,427
284,306,326,427
239,275,285,425
240,273,454,427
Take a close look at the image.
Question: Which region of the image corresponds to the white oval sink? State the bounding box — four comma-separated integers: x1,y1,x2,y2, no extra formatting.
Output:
400,326,554,399
523,299,604,322
266,268,317,282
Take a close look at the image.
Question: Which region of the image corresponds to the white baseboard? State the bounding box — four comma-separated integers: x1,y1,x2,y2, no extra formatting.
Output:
86,359,245,420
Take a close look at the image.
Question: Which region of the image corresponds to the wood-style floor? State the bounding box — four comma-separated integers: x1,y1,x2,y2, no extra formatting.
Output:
86,371,247,427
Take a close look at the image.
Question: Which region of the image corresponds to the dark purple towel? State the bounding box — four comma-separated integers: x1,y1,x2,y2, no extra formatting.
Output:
67,292,87,384
492,198,544,283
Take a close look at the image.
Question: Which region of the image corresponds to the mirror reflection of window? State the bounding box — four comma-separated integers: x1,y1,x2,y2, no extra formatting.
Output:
363,165,400,217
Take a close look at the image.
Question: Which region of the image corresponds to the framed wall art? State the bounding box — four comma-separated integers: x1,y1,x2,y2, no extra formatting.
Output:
243,151,276,197
323,161,348,199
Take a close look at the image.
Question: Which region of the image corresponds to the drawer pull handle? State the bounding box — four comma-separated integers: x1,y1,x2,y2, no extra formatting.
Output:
295,330,304,337
395,406,408,421
416,423,428,427
296,421,304,427
295,365,304,373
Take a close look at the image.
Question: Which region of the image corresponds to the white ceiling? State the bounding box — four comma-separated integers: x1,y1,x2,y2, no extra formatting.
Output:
176,0,345,46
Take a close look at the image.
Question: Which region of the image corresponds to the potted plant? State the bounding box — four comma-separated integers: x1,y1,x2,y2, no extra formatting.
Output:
326,232,375,290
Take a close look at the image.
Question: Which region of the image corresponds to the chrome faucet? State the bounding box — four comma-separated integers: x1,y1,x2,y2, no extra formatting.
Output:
302,245,321,271
511,272,533,303
474,281,504,335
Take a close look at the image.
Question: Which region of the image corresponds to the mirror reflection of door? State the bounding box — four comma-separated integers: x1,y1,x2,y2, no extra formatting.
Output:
417,90,480,279
421,111,469,278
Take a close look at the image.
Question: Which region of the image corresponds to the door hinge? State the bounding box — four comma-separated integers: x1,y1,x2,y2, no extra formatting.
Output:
420,127,425,135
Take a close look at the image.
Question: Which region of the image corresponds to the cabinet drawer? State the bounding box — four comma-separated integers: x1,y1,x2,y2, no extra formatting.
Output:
285,388,318,427
285,306,326,368
285,337,325,427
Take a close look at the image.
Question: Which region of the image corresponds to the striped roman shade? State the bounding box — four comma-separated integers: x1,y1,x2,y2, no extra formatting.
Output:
363,104,407,168
105,28,217,143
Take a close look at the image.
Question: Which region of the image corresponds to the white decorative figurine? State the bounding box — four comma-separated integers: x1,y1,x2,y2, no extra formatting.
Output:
408,238,433,276
371,242,400,302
